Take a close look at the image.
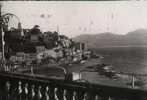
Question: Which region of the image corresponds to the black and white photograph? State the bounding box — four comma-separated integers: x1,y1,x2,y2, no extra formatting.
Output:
0,1,147,100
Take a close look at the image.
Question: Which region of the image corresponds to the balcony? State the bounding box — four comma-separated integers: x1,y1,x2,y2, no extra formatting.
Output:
0,71,147,100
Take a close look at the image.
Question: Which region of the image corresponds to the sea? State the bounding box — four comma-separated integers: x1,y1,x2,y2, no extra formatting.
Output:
82,46,147,87
94,46,147,74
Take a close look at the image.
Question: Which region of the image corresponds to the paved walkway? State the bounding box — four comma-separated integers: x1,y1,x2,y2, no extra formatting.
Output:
14,58,147,90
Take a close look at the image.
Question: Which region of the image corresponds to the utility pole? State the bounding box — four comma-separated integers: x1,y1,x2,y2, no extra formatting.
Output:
1,28,5,62
0,4,1,63
0,4,6,70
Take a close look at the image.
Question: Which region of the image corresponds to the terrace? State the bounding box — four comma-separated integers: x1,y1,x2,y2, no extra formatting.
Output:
0,63,147,100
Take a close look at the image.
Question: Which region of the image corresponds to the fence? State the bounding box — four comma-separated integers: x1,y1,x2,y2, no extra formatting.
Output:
0,71,147,100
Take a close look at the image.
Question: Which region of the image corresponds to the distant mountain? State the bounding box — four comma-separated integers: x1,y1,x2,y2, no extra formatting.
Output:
73,29,147,48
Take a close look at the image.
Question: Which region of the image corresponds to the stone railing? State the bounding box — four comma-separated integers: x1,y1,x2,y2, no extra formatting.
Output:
0,71,147,100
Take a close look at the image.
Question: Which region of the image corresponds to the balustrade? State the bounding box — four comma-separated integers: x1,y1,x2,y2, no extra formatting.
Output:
0,72,147,100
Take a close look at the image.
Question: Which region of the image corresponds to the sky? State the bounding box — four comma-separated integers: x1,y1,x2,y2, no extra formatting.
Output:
1,1,147,37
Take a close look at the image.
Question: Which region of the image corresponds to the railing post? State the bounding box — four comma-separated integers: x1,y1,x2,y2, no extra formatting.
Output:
5,81,11,100
63,89,73,100
42,86,49,100
49,86,55,100
15,81,23,100
28,85,35,100
34,85,42,100
22,83,29,100
54,87,64,100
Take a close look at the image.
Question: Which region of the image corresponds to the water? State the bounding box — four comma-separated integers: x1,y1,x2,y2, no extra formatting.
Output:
81,46,147,88
93,46,147,74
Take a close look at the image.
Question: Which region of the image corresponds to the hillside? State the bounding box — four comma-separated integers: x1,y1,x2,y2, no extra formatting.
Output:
73,29,147,48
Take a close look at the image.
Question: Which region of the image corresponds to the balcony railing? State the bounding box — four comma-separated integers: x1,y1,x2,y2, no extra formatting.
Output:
0,71,147,100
